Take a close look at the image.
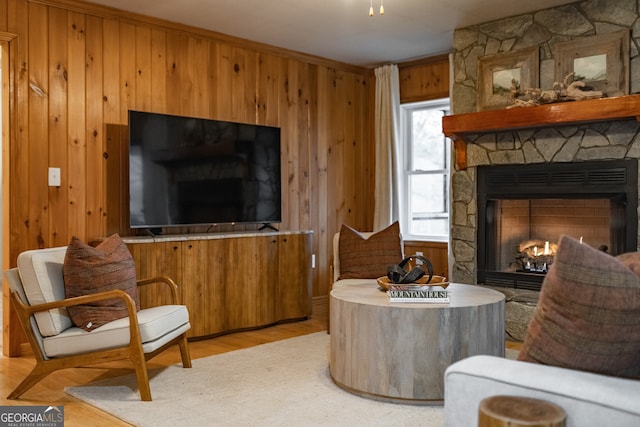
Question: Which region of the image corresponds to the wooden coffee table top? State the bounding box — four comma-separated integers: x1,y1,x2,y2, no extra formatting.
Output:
331,282,504,308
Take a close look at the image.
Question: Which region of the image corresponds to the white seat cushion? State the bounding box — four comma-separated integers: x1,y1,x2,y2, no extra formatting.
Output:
17,247,72,336
43,304,190,357
332,278,379,289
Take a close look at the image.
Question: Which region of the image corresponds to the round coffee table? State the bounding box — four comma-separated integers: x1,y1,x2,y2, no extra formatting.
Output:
329,282,505,404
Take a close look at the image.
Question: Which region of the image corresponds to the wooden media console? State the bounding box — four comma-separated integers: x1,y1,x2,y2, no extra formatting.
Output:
124,231,313,339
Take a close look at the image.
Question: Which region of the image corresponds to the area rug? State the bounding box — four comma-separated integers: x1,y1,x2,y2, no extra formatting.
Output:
66,332,444,426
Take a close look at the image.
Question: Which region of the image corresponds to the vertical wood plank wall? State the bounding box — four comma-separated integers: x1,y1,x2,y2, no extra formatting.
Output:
1,0,450,353
1,0,374,353
399,54,450,104
2,0,373,280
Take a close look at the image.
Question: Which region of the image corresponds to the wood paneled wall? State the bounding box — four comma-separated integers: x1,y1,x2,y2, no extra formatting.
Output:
1,0,375,354
399,54,450,104
1,0,451,354
404,241,449,277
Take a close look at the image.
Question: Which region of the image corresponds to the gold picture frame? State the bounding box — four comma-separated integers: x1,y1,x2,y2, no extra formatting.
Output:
554,30,629,97
477,47,539,111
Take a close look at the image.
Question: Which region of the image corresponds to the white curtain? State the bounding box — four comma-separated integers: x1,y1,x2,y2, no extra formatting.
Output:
373,64,401,231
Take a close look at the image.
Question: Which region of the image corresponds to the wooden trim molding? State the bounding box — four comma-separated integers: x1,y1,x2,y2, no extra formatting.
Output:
443,94,640,170
1,32,20,356
0,32,18,42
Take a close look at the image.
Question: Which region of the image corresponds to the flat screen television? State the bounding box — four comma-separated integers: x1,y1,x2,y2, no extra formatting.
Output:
128,110,281,230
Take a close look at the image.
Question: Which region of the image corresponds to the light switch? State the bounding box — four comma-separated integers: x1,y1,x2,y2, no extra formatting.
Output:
48,167,61,187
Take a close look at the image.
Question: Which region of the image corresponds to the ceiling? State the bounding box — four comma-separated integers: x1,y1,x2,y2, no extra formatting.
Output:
88,0,576,67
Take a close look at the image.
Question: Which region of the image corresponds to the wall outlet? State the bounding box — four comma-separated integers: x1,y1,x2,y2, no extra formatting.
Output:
311,254,316,269
415,251,424,264
48,167,61,187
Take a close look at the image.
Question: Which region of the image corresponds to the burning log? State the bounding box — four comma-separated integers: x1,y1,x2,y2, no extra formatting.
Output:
516,239,557,273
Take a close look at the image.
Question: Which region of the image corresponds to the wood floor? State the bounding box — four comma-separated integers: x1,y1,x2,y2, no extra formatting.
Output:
0,299,329,426
1,298,521,426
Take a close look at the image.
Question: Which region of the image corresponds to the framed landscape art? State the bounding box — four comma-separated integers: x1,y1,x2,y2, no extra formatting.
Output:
554,30,629,97
477,47,539,111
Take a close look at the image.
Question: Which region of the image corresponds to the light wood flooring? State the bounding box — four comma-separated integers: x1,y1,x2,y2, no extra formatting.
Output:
1,299,329,426
1,298,521,426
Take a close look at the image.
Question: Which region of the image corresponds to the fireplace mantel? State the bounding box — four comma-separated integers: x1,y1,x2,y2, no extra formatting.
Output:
443,94,640,170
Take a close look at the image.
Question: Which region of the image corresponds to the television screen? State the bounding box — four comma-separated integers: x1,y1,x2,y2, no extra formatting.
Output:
128,110,281,229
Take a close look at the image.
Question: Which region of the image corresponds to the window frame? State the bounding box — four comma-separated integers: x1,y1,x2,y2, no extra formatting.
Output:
398,98,451,242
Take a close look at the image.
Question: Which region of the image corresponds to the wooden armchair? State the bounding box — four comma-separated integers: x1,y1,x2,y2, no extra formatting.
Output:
5,246,192,401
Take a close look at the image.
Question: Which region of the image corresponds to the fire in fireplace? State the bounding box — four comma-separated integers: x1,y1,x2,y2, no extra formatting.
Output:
516,239,558,274
477,159,638,291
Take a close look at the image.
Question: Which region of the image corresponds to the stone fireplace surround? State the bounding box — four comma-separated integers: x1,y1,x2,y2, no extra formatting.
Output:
476,159,638,292
448,0,640,340
450,121,640,287
450,122,640,341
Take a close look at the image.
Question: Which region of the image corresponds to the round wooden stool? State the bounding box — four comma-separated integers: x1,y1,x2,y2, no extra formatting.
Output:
478,395,566,427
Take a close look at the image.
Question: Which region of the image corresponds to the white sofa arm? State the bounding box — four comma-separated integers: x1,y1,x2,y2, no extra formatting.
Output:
444,355,640,427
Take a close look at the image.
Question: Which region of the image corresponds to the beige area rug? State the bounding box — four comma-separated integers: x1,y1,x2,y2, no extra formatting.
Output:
66,332,444,426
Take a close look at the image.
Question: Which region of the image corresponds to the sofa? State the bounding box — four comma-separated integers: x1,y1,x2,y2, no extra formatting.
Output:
444,235,640,427
444,355,640,426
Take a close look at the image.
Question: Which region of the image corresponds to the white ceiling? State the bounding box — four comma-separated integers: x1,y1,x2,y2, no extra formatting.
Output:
89,0,576,67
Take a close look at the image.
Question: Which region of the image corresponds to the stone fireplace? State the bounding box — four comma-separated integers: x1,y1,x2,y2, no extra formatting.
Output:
476,159,638,292
445,0,640,340
450,124,640,288
448,0,640,288
448,122,640,341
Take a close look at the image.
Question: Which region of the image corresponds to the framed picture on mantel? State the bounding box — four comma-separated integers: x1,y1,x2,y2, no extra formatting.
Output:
554,30,630,98
477,47,539,112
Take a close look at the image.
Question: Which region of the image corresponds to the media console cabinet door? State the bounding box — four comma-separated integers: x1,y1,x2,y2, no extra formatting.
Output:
222,236,278,330
277,233,312,319
128,241,182,308
181,239,225,337
126,231,312,339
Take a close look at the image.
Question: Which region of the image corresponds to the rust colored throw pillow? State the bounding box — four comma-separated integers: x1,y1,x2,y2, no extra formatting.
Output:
63,234,139,331
518,235,640,379
338,222,402,280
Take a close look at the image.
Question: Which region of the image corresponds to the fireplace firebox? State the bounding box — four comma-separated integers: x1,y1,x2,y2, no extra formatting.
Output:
477,160,638,291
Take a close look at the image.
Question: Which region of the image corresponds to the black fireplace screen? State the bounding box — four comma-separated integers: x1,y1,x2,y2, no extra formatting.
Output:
477,160,638,291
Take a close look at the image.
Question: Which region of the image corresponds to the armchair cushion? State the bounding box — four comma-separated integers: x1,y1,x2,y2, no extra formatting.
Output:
337,222,402,280
17,247,72,337
518,235,640,379
63,234,140,331
42,304,190,357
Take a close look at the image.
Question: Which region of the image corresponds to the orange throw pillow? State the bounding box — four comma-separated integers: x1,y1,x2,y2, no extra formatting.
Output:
63,234,139,331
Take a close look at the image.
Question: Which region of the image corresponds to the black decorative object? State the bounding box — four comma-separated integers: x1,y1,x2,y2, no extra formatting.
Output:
387,255,434,284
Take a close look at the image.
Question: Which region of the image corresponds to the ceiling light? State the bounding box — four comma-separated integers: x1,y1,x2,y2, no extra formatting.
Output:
369,0,384,17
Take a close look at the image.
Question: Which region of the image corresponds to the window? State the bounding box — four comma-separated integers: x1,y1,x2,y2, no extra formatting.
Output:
399,98,450,242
